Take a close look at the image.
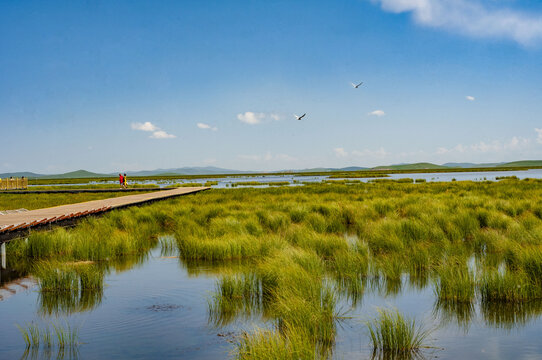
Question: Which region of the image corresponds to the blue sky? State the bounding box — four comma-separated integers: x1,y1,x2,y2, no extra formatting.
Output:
1,0,542,173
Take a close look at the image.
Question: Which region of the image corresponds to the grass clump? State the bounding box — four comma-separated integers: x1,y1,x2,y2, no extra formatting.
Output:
33,262,105,315
366,308,431,356
208,273,263,325
434,265,475,303
480,270,542,302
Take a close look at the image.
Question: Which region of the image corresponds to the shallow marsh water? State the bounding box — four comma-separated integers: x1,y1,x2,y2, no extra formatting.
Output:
27,168,542,189
2,247,542,359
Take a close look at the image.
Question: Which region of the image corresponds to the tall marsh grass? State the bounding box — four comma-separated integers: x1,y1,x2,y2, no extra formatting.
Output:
366,309,431,355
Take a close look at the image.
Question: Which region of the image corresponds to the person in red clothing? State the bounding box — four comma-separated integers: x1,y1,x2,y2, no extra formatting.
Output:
119,173,124,189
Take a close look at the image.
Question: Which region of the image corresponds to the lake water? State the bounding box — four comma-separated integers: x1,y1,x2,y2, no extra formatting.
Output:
2,246,542,359
27,169,542,189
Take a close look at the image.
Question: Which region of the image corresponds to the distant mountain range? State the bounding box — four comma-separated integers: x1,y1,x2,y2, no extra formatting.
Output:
2,160,542,179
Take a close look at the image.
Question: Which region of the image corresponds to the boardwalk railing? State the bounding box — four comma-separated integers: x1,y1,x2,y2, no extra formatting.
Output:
0,177,28,190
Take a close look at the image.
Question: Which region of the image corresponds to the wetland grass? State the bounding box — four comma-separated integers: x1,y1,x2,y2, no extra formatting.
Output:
366,309,431,356
434,265,475,303
10,179,542,357
479,270,542,302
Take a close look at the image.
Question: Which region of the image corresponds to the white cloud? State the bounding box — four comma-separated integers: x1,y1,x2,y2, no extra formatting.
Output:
535,128,542,144
131,122,158,132
197,122,218,131
334,147,348,158
466,96,475,101
237,112,282,125
371,0,542,45
149,130,176,139
237,112,266,125
368,110,386,117
131,121,176,139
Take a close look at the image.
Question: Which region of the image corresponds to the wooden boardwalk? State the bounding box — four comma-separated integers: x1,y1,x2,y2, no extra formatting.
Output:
0,187,208,241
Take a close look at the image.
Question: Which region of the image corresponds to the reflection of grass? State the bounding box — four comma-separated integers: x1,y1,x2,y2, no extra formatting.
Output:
366,309,431,356
34,262,104,315
16,322,79,350
481,299,542,329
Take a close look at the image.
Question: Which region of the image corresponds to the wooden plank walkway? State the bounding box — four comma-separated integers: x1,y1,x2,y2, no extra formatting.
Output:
0,187,208,240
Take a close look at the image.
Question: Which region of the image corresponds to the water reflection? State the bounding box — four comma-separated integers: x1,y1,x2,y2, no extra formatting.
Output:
481,299,542,330
20,346,79,360
39,287,103,316
433,299,475,331
334,276,366,307
370,349,431,360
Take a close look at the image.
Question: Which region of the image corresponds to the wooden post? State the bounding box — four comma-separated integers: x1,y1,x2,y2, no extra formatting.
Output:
1,242,5,270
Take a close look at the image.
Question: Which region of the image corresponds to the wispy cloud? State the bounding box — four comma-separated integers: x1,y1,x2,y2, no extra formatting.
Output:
535,128,542,144
334,147,348,158
131,121,176,139
149,130,176,139
466,96,475,101
131,122,158,132
371,0,542,45
237,112,282,125
197,122,218,131
368,110,386,117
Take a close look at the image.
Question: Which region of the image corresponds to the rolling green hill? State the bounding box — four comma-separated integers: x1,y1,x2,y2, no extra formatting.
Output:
500,160,542,167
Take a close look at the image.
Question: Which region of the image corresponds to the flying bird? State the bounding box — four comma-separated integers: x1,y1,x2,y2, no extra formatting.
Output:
294,113,306,121
351,81,363,89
